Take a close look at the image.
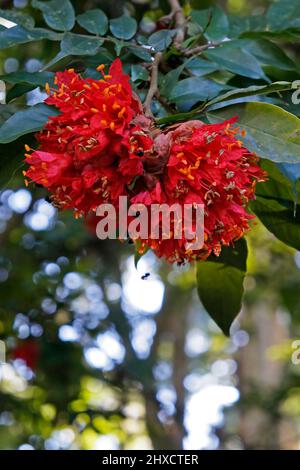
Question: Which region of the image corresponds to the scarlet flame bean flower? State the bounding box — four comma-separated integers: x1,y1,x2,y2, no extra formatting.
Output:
131,120,267,263
24,60,266,263
24,59,153,215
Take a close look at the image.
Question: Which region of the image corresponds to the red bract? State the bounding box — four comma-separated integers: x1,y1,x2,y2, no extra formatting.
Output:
24,59,153,215
132,119,267,263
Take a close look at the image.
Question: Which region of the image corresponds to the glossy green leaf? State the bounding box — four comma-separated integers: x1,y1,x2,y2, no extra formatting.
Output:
239,38,298,71
185,57,219,77
228,14,267,38
0,104,59,144
7,84,37,102
109,15,137,40
251,160,300,250
159,64,185,99
169,77,224,110
131,65,149,82
191,7,229,41
0,71,54,87
196,239,248,336
207,102,300,164
1,72,54,103
0,8,35,29
147,29,176,51
0,105,26,189
267,0,300,31
205,6,229,41
205,43,268,80
0,104,19,126
0,25,58,49
76,9,108,35
190,9,211,33
32,0,75,31
206,81,292,110
0,140,25,190
61,33,103,56
127,45,152,62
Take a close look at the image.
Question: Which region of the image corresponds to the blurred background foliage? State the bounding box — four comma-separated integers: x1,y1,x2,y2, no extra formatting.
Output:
1,0,300,451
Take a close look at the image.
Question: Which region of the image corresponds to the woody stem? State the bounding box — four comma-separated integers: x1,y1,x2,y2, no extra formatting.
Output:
168,0,186,48
143,52,162,118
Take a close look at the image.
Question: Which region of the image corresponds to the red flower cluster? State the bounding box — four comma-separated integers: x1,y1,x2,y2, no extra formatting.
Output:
134,120,266,263
24,59,152,215
24,59,266,263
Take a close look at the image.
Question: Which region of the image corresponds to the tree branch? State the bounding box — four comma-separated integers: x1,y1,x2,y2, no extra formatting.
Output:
143,52,162,118
183,41,220,57
168,0,186,49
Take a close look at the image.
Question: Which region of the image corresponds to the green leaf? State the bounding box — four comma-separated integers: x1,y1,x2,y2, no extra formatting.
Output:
0,104,19,126
0,71,54,87
159,64,185,99
228,14,267,38
41,50,68,71
131,65,149,83
238,38,298,71
0,104,59,144
251,160,300,250
205,81,293,111
0,8,35,29
147,29,176,51
267,0,300,31
7,84,37,102
76,9,108,35
185,57,219,77
169,77,224,110
190,9,211,33
205,43,269,80
61,33,103,56
205,6,229,41
207,102,300,164
196,239,248,336
0,140,25,190
127,46,152,62
0,105,27,189
109,15,137,40
32,0,75,31
191,6,229,41
1,72,54,102
0,25,59,49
